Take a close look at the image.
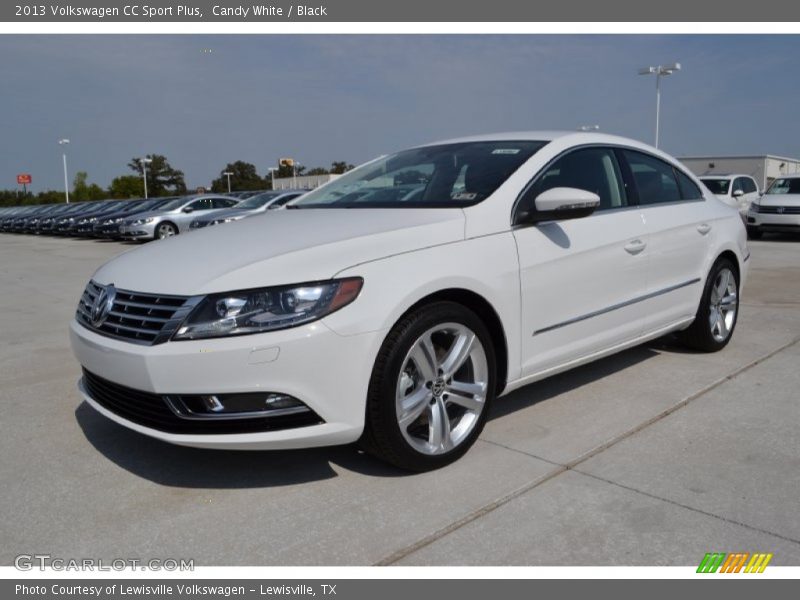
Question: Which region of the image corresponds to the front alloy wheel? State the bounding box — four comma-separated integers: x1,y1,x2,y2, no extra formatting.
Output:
362,301,496,471
156,222,177,239
396,323,489,456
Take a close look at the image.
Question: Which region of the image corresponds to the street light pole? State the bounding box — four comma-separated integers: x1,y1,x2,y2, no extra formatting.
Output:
140,157,153,199
58,139,70,203
268,167,278,190
638,63,681,149
223,171,233,194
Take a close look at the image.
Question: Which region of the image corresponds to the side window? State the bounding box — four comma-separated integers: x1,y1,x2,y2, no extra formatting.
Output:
732,178,744,195
743,178,758,194
622,150,681,205
674,169,703,200
195,198,214,210
517,147,628,219
213,198,237,208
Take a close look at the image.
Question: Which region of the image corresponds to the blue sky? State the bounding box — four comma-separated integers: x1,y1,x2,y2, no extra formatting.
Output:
1,35,798,191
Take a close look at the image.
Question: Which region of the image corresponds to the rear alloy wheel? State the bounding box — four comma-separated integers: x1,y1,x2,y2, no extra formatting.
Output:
361,302,496,471
156,222,177,240
678,258,739,352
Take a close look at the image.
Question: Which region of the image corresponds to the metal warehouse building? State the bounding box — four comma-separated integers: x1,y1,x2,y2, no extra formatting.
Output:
679,155,800,191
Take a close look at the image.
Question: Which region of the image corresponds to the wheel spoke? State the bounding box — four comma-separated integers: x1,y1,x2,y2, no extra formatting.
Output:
446,389,483,412
720,291,737,307
428,398,452,451
440,331,475,378
717,312,729,339
716,270,730,298
398,386,431,428
409,334,437,382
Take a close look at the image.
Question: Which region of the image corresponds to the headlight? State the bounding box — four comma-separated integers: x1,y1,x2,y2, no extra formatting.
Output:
173,278,363,340
131,217,155,226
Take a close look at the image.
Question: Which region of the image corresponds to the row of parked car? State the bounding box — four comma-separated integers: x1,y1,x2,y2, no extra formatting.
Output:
0,189,307,241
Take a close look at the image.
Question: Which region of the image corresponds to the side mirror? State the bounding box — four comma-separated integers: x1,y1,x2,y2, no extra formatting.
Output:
182,206,194,213
732,189,744,198
520,187,600,224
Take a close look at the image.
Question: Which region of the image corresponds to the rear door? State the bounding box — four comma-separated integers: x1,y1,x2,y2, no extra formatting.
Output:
620,149,711,334
514,146,650,377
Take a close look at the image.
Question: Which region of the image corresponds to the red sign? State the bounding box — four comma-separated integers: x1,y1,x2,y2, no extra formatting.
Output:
17,173,32,185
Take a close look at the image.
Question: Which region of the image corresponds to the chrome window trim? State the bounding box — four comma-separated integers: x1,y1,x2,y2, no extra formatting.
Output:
511,143,707,227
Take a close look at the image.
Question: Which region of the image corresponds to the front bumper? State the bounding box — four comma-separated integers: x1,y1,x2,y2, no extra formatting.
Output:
747,209,800,232
70,318,384,449
119,222,158,239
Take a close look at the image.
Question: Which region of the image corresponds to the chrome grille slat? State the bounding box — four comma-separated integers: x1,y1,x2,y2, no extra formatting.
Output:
108,310,170,323
75,280,200,346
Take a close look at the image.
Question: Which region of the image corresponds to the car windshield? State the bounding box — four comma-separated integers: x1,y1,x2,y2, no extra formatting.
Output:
701,179,731,194
291,140,547,208
766,178,800,194
235,192,283,209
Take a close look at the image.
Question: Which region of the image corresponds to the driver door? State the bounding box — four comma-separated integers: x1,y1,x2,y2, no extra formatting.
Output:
513,146,650,378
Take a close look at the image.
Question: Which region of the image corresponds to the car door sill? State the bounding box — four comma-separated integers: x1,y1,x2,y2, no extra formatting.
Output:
502,316,696,397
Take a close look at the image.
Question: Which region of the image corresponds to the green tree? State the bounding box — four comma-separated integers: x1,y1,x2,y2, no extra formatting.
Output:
210,161,265,193
276,163,306,178
128,154,187,196
108,175,144,199
330,161,355,174
73,172,106,201
305,167,329,176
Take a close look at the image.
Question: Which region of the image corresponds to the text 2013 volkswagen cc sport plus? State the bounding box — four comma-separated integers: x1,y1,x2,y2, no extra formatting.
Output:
70,132,749,471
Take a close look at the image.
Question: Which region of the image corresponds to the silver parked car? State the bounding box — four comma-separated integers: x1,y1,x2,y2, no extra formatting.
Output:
188,190,308,230
119,195,240,240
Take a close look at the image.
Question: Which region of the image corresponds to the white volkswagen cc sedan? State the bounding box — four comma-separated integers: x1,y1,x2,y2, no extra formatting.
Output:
71,132,748,471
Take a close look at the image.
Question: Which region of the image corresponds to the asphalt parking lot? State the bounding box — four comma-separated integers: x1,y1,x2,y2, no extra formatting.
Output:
1,233,798,566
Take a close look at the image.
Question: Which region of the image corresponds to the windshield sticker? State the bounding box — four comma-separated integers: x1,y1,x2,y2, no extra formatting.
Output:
492,149,520,155
452,192,478,200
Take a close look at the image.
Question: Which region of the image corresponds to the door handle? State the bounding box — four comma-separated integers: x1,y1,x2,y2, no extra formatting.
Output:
697,223,712,235
624,239,646,255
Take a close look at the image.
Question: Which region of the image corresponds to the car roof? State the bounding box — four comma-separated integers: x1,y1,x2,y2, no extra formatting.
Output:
699,174,753,179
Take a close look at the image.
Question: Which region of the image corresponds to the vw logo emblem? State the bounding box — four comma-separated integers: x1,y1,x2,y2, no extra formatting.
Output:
777,206,785,214
91,284,116,327
431,378,446,398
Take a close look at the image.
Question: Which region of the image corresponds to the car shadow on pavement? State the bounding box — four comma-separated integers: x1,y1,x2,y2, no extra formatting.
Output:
74,403,405,488
74,337,679,488
489,344,660,420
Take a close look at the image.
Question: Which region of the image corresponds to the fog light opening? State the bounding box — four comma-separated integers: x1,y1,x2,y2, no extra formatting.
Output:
165,392,311,420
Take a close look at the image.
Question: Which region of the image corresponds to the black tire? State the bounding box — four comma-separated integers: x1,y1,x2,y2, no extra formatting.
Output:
360,301,497,471
677,257,740,352
155,221,178,240
746,226,763,240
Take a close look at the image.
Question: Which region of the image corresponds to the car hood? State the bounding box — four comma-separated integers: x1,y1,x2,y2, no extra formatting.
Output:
713,194,737,206
759,194,800,207
93,208,466,295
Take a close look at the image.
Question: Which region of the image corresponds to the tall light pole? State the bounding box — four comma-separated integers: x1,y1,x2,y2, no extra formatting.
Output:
268,167,278,190
140,157,152,199
223,171,233,194
638,63,681,149
58,139,70,203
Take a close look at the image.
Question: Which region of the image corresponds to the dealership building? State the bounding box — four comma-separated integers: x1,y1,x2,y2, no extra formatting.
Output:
271,173,341,190
679,154,800,191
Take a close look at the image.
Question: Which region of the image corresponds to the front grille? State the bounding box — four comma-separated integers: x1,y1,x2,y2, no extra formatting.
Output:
81,369,324,434
756,205,800,215
76,280,199,345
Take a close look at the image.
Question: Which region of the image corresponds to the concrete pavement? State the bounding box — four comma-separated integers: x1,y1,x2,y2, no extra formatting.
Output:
0,234,798,566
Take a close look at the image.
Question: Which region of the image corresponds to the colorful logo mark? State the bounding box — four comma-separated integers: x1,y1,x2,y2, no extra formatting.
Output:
697,552,773,573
